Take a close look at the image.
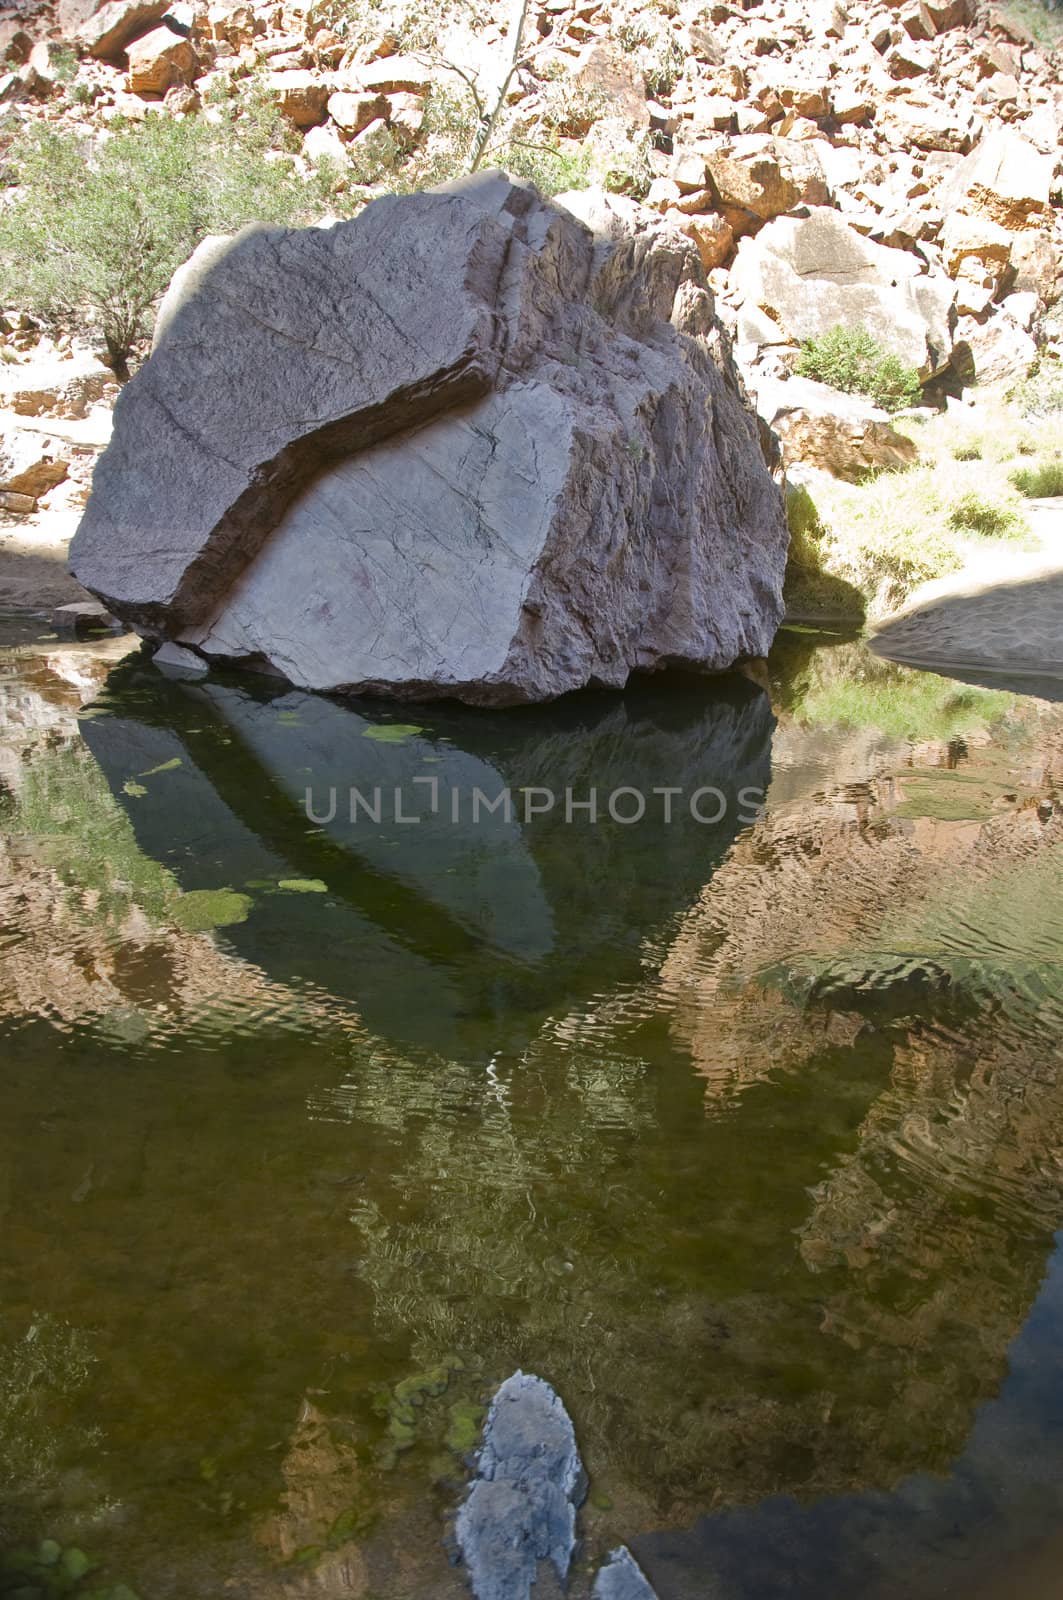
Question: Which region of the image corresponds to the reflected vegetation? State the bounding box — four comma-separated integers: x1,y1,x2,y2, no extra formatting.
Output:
1,625,1063,1598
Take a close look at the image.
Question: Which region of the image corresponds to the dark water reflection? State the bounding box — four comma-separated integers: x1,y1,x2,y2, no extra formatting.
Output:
2,623,1063,1599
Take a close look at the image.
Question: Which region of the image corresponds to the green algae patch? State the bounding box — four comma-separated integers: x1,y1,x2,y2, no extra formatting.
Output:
289,1545,323,1568
121,782,147,798
136,757,182,778
59,1550,91,1583
277,878,328,894
171,888,252,932
361,725,423,744
445,1399,483,1455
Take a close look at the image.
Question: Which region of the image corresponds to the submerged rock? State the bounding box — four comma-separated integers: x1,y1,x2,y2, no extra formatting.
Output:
592,1546,659,1600
455,1372,586,1599
70,172,787,707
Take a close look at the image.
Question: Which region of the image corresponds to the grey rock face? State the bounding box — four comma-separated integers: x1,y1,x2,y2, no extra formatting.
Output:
731,207,955,379
456,1371,586,1600
71,173,787,705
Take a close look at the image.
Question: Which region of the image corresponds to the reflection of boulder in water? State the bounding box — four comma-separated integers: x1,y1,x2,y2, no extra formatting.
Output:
659,679,1063,1492
79,663,774,1058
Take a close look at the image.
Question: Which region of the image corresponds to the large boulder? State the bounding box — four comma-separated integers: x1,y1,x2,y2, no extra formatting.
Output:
755,375,919,482
951,309,1037,387
705,135,830,235
456,1372,659,1600
70,0,172,61
730,207,955,378
70,174,788,707
126,24,197,96
940,129,1054,232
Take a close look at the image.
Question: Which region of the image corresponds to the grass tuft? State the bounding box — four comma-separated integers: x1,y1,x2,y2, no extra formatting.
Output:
1010,461,1063,499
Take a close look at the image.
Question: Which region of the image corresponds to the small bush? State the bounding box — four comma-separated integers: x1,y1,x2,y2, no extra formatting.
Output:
1010,461,1063,498
1012,361,1063,420
946,491,1025,539
796,325,923,413
952,442,982,461
0,110,322,373
615,18,686,98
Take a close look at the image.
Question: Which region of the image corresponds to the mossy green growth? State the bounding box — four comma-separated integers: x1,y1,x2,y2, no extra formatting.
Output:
277,878,328,894
0,1541,99,1598
289,1545,323,1568
393,1365,451,1407
444,1399,484,1455
170,888,252,932
58,1552,91,1585
376,1357,468,1463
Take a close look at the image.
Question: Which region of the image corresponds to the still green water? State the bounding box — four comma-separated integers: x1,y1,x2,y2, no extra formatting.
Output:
2,621,1063,1600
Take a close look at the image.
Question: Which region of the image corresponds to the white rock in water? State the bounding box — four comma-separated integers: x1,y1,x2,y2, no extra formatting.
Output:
152,641,207,677
70,172,788,706
593,1546,660,1600
456,1371,586,1600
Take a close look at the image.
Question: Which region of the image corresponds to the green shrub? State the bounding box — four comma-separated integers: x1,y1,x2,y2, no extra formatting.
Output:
0,109,321,374
952,442,982,461
1012,360,1063,420
615,18,686,97
946,491,1025,539
796,325,923,413
1010,461,1063,498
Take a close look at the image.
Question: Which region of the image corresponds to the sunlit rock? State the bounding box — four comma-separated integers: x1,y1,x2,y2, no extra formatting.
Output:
70,173,787,706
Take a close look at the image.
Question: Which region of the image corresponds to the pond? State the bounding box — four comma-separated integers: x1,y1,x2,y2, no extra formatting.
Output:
2,618,1063,1600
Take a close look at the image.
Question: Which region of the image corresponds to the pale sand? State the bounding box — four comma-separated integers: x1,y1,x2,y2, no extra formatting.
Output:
0,404,111,613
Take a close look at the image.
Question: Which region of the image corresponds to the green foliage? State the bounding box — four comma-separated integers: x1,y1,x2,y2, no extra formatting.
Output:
614,16,686,97
0,109,321,370
796,325,923,413
48,44,80,85
1011,358,1063,420
952,442,982,461
947,490,1026,539
501,136,592,196
319,0,491,52
1010,460,1063,498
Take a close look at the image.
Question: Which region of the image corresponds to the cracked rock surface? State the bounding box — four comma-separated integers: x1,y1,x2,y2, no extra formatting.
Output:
70,171,788,706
